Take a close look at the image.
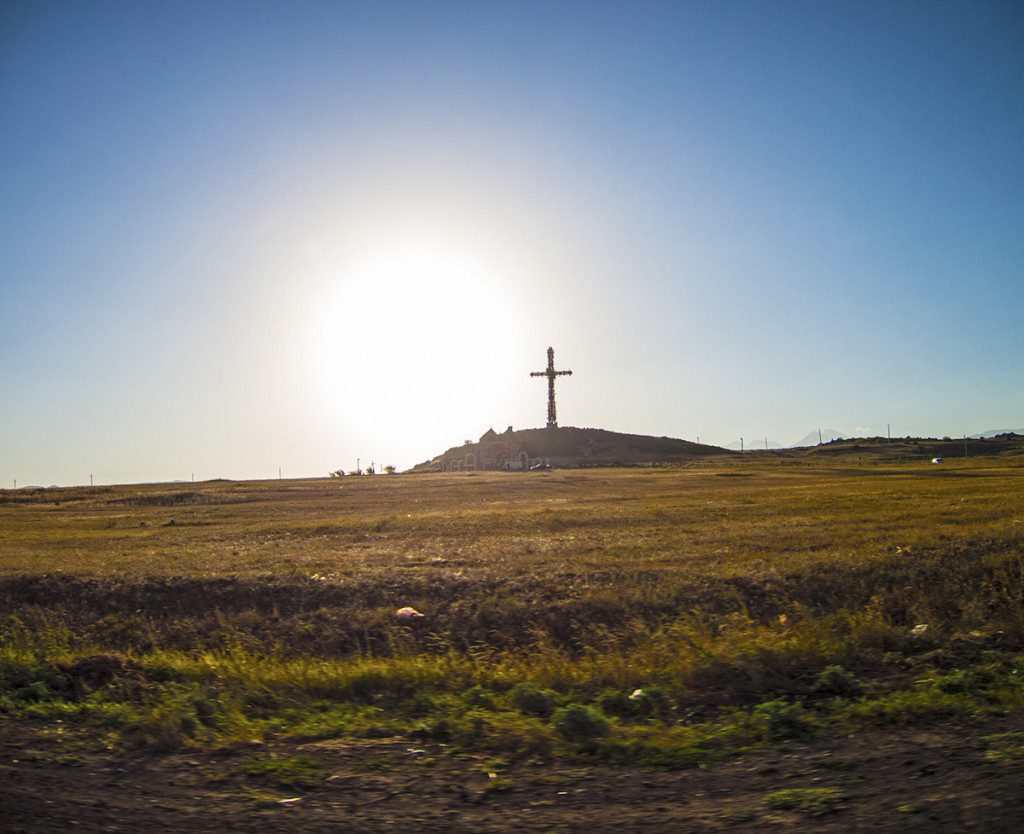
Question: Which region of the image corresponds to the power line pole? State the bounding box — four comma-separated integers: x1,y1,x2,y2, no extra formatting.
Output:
818,428,822,445
90,474,93,487
964,435,968,459
764,437,768,451
278,466,282,480
887,423,891,443
740,436,744,452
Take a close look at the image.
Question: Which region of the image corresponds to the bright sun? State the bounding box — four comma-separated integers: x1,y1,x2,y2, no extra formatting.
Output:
309,234,529,442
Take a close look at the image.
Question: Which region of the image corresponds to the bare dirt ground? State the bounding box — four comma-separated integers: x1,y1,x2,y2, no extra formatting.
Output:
3,715,1023,833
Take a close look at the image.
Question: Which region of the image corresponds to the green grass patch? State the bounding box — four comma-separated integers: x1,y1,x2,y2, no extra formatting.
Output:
982,731,1024,764
235,755,325,790
764,787,845,816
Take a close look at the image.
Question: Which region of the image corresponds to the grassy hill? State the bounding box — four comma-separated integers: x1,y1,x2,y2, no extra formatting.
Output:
744,433,1024,463
410,425,734,471
411,428,1024,472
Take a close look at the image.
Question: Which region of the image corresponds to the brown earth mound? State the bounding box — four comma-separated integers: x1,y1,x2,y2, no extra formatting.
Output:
411,426,733,472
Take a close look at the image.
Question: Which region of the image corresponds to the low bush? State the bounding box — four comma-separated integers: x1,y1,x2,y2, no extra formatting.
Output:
597,686,672,719
553,704,610,744
811,665,862,697
509,682,557,717
751,699,815,741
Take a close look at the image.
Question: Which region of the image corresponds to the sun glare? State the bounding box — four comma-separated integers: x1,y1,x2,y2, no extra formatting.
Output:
309,234,528,442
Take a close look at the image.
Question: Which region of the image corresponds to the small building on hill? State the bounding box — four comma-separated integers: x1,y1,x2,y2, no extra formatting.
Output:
441,426,536,472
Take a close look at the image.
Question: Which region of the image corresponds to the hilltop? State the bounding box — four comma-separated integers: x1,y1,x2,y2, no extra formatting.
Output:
746,433,1024,462
409,428,1024,473
409,426,733,472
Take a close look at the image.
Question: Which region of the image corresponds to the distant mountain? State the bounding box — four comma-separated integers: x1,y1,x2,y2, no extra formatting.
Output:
789,429,844,448
969,429,1024,439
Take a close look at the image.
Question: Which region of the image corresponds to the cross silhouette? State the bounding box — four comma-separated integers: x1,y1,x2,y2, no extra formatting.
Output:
530,347,572,429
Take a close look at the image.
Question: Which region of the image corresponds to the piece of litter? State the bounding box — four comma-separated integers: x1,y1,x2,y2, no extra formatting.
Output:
396,606,425,619
629,689,644,700
406,748,427,754
910,624,929,637
278,797,303,805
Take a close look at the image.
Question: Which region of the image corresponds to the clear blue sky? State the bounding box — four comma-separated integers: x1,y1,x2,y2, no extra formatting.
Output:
2,1,1022,484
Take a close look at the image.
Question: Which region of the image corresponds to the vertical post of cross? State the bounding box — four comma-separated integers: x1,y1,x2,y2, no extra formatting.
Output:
530,347,573,429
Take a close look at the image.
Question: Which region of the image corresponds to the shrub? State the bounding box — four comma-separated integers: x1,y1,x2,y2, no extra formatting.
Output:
509,683,557,717
629,685,673,716
461,685,495,709
596,689,633,717
752,699,814,741
409,717,452,741
450,710,554,756
553,704,610,744
597,686,673,719
811,666,862,697
934,665,1001,695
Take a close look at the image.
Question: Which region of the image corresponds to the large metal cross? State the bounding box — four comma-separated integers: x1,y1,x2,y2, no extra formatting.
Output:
530,346,572,429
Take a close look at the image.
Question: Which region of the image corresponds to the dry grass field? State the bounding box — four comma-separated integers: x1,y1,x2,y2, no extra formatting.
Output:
3,459,1024,830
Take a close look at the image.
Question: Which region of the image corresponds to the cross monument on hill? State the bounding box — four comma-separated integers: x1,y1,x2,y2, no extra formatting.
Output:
530,346,572,429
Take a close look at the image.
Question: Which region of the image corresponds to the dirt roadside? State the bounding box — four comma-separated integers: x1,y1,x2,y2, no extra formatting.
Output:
2,716,1022,833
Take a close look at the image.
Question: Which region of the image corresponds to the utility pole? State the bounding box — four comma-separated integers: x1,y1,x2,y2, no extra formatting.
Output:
964,435,968,459
740,436,744,452
13,479,16,489
90,474,93,487
818,428,822,445
278,467,282,480
764,437,768,451
887,424,891,443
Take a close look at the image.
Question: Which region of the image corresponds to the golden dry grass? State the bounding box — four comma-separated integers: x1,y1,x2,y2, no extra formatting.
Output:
2,459,1023,759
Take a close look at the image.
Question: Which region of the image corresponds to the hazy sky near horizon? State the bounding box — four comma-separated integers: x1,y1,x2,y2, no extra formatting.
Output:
2,1,1022,484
